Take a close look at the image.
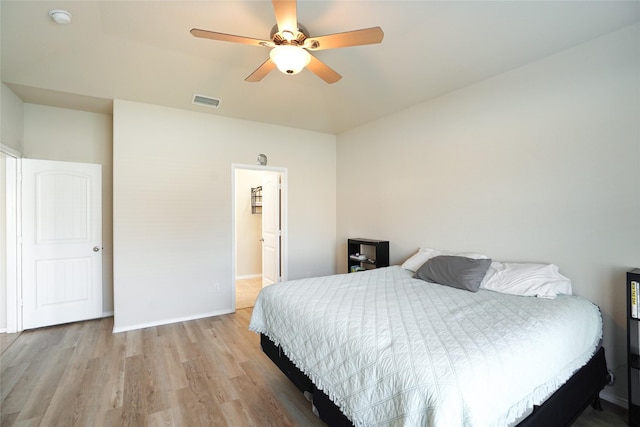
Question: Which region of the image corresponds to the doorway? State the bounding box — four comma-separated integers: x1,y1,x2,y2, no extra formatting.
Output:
1,147,19,334
232,164,287,310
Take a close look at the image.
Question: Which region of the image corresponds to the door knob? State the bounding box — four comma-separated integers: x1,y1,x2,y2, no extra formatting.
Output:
259,238,264,242
93,246,101,252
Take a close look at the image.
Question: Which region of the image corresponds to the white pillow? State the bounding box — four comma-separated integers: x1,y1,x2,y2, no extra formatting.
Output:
401,247,488,272
480,262,572,299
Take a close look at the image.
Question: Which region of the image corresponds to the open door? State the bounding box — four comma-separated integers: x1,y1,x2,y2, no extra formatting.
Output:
21,159,102,329
261,171,281,287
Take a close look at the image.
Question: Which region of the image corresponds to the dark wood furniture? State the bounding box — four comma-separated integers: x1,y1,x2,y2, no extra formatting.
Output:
347,238,389,273
628,268,640,426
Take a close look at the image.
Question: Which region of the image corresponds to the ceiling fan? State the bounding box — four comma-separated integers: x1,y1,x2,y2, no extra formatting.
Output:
190,0,384,84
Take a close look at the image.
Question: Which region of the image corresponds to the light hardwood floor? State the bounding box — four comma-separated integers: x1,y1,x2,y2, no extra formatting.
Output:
235,277,262,310
1,310,324,427
0,332,21,355
0,310,628,427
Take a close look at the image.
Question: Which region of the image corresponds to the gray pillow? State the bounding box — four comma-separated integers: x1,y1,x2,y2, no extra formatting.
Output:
415,255,492,292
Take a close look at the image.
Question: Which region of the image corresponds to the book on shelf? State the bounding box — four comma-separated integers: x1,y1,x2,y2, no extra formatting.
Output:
633,280,639,319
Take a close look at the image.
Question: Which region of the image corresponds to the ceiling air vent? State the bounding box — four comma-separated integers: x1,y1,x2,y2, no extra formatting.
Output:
192,94,221,108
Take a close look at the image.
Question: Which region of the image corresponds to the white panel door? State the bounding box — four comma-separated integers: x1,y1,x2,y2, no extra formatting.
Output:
261,172,280,287
22,159,102,329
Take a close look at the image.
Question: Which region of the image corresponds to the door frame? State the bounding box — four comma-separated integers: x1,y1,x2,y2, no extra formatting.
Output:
231,163,288,310
1,144,22,333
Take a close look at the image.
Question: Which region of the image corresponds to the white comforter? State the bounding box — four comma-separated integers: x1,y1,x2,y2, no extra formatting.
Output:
249,266,602,427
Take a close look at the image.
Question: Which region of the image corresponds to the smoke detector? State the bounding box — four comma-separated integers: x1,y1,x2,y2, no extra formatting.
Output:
49,9,72,25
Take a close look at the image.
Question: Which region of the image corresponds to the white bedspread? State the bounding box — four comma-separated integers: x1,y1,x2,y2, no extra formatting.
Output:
249,266,602,427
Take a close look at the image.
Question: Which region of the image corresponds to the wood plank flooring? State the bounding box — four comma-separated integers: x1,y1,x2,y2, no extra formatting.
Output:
235,277,262,310
0,309,629,426
0,332,21,355
1,310,324,427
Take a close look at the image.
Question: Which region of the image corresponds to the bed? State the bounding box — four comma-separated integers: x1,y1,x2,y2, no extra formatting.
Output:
249,253,608,427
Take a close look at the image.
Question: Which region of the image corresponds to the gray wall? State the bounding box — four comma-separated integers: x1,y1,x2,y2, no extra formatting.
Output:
336,24,640,405
22,104,114,315
1,84,24,154
113,100,337,331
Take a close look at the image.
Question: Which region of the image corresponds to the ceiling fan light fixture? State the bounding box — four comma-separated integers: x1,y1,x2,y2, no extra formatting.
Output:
269,45,311,75
190,1,382,83
281,30,296,41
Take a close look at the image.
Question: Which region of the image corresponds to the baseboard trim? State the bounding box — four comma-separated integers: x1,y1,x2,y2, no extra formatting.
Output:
600,390,627,409
112,308,235,333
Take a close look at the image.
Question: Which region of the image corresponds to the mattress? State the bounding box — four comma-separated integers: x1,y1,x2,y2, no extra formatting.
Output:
249,266,602,427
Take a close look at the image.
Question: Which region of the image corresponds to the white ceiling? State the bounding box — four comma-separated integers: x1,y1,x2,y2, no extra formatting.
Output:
2,1,639,135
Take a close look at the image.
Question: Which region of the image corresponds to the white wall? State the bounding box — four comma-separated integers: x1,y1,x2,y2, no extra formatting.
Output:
0,153,6,331
1,84,24,153
337,24,640,405
22,104,114,315
0,84,23,332
235,169,262,278
113,100,336,331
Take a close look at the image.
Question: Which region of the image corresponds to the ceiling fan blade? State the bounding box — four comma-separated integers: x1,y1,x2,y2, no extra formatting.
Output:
245,58,277,82
272,0,298,33
305,27,384,51
306,55,341,84
190,28,270,47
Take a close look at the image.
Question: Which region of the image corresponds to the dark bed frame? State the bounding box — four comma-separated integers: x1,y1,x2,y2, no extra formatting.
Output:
260,334,609,427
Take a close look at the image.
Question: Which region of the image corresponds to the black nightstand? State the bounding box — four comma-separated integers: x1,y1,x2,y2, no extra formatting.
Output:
347,238,389,273
628,268,640,426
